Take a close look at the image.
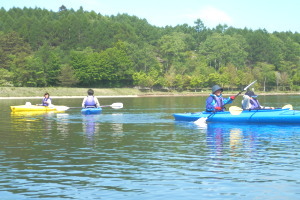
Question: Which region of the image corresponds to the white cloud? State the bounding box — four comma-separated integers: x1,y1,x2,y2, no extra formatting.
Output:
186,6,233,27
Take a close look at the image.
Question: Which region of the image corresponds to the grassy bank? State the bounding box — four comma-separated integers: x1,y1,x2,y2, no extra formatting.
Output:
0,87,210,98
0,87,297,98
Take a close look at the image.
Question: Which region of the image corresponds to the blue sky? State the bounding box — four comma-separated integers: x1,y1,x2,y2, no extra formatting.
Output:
2,0,299,33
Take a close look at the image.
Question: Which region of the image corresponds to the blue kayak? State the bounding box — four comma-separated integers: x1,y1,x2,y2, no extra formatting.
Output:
81,107,102,115
173,109,300,124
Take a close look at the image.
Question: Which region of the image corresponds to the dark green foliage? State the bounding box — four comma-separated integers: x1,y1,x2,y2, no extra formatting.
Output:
58,64,79,86
0,7,299,91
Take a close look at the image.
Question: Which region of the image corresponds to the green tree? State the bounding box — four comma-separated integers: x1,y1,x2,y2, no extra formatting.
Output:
12,55,46,87
70,48,96,86
0,31,32,69
190,74,205,90
253,62,276,91
58,64,79,86
98,41,134,86
198,33,248,70
158,32,190,72
35,44,62,86
0,68,13,86
132,71,157,90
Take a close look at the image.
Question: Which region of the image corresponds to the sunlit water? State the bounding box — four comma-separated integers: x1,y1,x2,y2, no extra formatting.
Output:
0,96,299,200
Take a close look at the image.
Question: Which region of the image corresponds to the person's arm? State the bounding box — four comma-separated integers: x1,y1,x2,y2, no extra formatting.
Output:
260,102,275,110
46,99,52,106
262,106,274,109
94,97,100,107
223,97,234,105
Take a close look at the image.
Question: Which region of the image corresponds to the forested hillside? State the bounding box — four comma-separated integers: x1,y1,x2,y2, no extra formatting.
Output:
0,6,300,91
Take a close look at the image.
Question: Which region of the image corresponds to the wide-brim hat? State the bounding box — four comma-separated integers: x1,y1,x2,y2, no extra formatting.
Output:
212,85,223,93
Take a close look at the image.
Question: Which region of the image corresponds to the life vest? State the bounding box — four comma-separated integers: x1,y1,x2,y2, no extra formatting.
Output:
42,97,51,106
84,96,96,107
206,94,226,112
214,96,224,108
250,98,261,109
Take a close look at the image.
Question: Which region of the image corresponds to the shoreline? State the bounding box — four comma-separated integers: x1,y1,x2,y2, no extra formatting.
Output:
0,92,299,100
0,95,139,100
0,87,299,99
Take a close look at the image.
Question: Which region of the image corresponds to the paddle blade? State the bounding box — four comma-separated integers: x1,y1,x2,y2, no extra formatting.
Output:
243,80,257,91
194,117,207,127
110,103,123,109
282,104,293,110
229,106,243,115
54,106,70,111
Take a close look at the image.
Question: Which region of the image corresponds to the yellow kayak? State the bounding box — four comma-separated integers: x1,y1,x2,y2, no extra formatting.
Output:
10,102,69,112
11,110,64,117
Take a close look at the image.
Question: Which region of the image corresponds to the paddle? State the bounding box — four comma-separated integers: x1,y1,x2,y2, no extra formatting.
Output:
100,102,123,109
194,80,257,125
53,105,70,111
70,102,123,109
229,104,293,115
282,104,293,110
229,106,243,115
234,80,257,99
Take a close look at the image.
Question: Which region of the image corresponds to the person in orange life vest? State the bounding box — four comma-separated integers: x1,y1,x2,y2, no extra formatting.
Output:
242,90,274,110
206,85,235,112
42,92,52,106
82,89,100,108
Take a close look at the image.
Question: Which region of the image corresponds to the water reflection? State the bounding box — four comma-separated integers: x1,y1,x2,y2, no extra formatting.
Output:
206,126,224,156
229,128,243,149
176,121,300,160
82,114,100,146
11,111,63,118
56,113,70,138
82,114,100,135
109,114,124,142
205,123,259,161
80,113,125,146
10,111,62,133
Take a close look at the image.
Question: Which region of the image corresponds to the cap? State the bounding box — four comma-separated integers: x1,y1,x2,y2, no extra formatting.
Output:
245,90,257,97
212,85,223,94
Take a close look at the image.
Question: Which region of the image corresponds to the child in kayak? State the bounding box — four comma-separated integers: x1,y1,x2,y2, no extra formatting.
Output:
242,91,274,110
206,85,235,112
42,92,52,106
82,89,100,108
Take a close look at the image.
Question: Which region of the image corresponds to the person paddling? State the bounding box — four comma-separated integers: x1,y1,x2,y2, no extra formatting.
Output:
82,89,100,108
242,91,274,110
42,92,52,106
206,85,235,112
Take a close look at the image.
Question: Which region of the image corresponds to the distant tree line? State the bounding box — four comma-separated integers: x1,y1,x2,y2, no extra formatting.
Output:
0,6,300,91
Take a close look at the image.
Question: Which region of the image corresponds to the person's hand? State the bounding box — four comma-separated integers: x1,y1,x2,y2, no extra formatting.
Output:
230,96,235,100
215,106,222,111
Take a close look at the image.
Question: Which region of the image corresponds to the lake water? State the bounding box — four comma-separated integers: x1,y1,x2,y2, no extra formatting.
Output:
1,95,300,200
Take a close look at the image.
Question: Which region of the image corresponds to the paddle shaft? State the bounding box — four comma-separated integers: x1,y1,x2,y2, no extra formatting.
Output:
219,81,257,110
69,105,114,108
234,80,257,98
69,102,123,109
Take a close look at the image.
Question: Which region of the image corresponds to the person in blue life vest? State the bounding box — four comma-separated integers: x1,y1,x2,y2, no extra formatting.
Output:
242,90,274,110
42,92,52,106
206,85,235,112
82,89,100,108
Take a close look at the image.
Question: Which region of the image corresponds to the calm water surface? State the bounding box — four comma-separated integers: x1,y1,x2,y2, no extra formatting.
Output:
0,96,300,200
